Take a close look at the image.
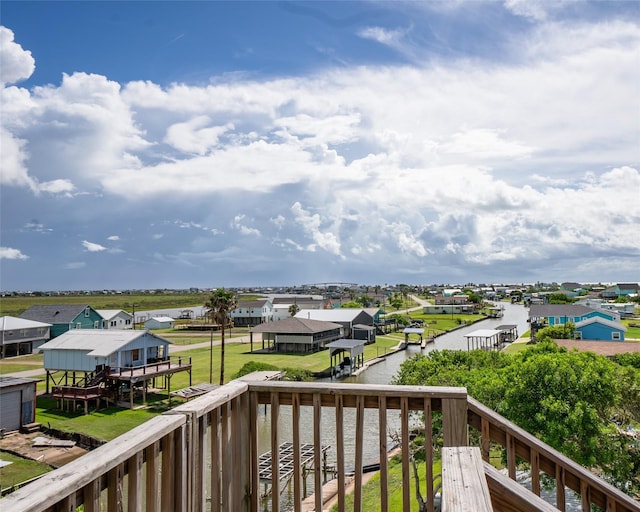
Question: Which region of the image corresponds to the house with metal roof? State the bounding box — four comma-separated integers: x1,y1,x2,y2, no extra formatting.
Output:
249,317,343,353
0,316,51,358
143,316,174,330
294,308,374,339
97,309,133,330
20,304,103,338
38,329,191,411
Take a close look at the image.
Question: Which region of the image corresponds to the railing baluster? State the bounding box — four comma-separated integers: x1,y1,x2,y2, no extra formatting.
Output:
424,397,434,512
353,394,365,512
292,392,302,512
194,416,206,512
580,480,591,511
239,391,251,511
271,391,280,512
379,395,389,512
161,432,174,512
531,447,541,497
83,479,100,512
231,396,241,511
556,464,566,512
221,401,232,511
127,451,142,511
335,393,345,512
507,432,516,480
313,393,323,512
174,424,187,512
210,408,221,512
401,396,410,512
145,441,159,512
249,391,259,512
107,464,122,512
481,417,490,462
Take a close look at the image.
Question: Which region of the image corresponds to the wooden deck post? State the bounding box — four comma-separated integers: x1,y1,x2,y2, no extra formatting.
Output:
442,396,468,447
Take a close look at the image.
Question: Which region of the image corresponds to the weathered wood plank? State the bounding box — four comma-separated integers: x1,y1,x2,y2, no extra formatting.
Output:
401,396,410,512
353,395,365,512
483,462,558,512
378,396,388,512
313,393,323,512
292,392,302,512
424,397,434,512
271,392,280,512
441,447,492,512
335,393,345,512
127,451,142,512
442,398,468,447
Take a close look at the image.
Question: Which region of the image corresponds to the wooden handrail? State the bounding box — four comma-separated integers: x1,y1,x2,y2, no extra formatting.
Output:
2,382,637,512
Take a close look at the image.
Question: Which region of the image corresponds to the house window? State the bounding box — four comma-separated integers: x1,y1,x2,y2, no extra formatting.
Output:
132,349,140,361
111,321,116,327
612,332,621,340
125,319,131,325
85,307,90,317
94,321,100,328
76,323,82,329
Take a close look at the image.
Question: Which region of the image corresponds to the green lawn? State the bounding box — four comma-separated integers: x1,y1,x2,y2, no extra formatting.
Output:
0,353,43,375
332,457,442,512
0,451,52,492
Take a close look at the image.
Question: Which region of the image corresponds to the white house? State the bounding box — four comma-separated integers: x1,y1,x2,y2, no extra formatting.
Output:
38,329,172,372
230,299,274,327
144,316,175,330
1,316,51,358
97,310,133,330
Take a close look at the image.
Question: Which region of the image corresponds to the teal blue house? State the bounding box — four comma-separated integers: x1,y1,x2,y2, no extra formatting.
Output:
529,304,625,341
20,304,104,338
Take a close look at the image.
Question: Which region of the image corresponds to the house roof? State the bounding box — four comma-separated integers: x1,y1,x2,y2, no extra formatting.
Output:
251,317,342,334
146,316,174,322
0,375,39,389
235,299,271,309
0,316,52,330
575,317,627,332
529,304,602,318
38,329,172,357
20,304,92,324
96,310,131,320
295,309,371,323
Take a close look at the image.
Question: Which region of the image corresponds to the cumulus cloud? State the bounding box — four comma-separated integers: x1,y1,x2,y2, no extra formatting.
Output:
0,27,35,85
0,247,29,260
82,240,107,252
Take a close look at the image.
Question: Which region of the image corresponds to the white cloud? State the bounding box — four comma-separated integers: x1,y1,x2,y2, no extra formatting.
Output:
107,235,120,241
0,27,35,85
231,215,261,237
64,261,86,270
291,202,342,257
0,247,29,260
82,240,107,252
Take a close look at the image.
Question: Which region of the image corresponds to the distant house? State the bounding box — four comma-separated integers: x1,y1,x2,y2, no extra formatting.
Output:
271,297,329,321
230,299,274,327
0,376,38,432
250,317,343,353
294,309,374,339
20,304,103,338
97,310,133,330
144,316,174,330
0,316,51,358
529,304,625,341
601,283,640,299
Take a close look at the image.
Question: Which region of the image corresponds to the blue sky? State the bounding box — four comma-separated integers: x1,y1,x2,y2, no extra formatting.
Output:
1,1,639,291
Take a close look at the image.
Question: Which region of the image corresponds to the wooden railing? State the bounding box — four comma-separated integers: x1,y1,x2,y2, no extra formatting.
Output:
2,381,638,512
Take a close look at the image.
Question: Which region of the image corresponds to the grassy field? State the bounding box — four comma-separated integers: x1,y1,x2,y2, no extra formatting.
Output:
0,292,262,318
0,451,52,493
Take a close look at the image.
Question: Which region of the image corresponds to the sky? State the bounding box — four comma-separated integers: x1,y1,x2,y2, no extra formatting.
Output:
1,1,639,292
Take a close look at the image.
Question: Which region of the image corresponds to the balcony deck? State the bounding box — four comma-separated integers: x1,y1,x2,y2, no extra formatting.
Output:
2,381,638,512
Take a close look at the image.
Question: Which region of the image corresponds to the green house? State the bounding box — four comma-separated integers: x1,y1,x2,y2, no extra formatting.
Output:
20,304,104,338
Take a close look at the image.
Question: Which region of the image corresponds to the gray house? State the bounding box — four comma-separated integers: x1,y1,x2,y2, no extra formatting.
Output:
0,316,51,358
0,376,38,432
294,309,374,339
250,317,343,353
20,304,103,338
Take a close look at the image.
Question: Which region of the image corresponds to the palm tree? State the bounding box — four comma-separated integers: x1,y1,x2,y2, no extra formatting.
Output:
205,288,238,385
288,303,300,317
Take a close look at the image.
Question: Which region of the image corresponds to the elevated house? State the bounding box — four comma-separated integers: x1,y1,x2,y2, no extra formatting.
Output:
19,304,103,338
97,309,133,330
294,308,374,339
270,296,329,321
230,299,274,327
0,316,51,358
529,304,626,341
249,317,343,353
38,329,191,411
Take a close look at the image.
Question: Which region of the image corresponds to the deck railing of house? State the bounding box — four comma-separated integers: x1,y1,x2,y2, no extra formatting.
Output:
2,381,638,512
108,355,192,378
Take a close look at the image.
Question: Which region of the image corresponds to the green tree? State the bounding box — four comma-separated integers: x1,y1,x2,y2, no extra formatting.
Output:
356,295,373,307
205,288,238,385
288,303,300,316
